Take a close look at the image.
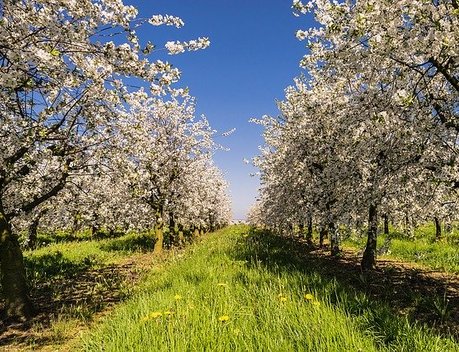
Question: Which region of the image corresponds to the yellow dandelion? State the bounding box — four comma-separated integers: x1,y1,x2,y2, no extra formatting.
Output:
141,311,162,322
217,283,228,287
150,311,163,318
280,297,287,302
218,315,230,322
174,294,182,300
304,293,314,301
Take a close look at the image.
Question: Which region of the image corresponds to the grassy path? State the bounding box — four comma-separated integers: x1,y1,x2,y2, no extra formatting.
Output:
79,226,458,351
0,232,176,351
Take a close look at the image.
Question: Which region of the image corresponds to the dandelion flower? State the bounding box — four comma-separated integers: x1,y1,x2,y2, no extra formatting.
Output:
304,293,314,301
217,283,228,287
280,297,287,302
150,311,163,318
174,294,182,300
141,311,162,322
218,315,230,322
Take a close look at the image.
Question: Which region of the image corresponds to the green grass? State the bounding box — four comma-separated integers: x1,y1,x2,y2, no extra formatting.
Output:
79,226,458,351
4,231,161,351
343,224,459,274
24,232,156,285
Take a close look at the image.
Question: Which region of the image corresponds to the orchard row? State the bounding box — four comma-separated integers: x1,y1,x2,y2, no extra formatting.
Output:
0,0,230,320
249,0,459,269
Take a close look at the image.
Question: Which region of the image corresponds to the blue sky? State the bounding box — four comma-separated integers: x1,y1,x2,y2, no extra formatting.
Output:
125,0,311,219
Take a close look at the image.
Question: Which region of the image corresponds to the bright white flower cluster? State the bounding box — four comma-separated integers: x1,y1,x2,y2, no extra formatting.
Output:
165,37,211,55
148,14,185,28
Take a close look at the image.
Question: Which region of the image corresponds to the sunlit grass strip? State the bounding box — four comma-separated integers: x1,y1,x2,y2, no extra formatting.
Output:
80,226,457,351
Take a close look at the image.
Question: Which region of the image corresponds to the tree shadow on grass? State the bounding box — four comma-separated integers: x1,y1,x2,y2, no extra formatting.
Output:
0,255,140,349
100,233,155,252
233,228,459,344
24,251,94,282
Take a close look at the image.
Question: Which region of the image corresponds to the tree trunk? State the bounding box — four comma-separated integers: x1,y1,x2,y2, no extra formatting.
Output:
434,217,441,241
306,215,313,246
91,224,100,237
329,221,340,256
91,212,100,237
177,224,185,245
0,212,34,321
71,213,81,234
153,221,164,254
191,226,199,240
298,222,304,238
362,203,378,270
319,226,327,248
383,213,389,236
168,212,177,245
26,217,40,250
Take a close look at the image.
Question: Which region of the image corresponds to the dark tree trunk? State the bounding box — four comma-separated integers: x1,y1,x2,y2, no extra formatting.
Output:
362,203,378,270
153,210,164,254
169,212,177,245
193,226,200,239
319,226,327,248
71,213,81,234
0,212,34,321
298,222,304,238
26,217,40,250
26,208,48,250
434,217,441,241
153,222,164,254
383,213,389,235
329,221,340,256
177,224,185,245
306,215,313,246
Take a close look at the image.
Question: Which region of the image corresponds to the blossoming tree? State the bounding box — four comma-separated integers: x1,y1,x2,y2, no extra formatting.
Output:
0,0,212,320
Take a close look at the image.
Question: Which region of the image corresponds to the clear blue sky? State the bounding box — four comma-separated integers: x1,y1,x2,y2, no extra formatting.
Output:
125,0,311,220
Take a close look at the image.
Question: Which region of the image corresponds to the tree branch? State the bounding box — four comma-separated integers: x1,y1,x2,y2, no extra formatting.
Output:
429,57,459,93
